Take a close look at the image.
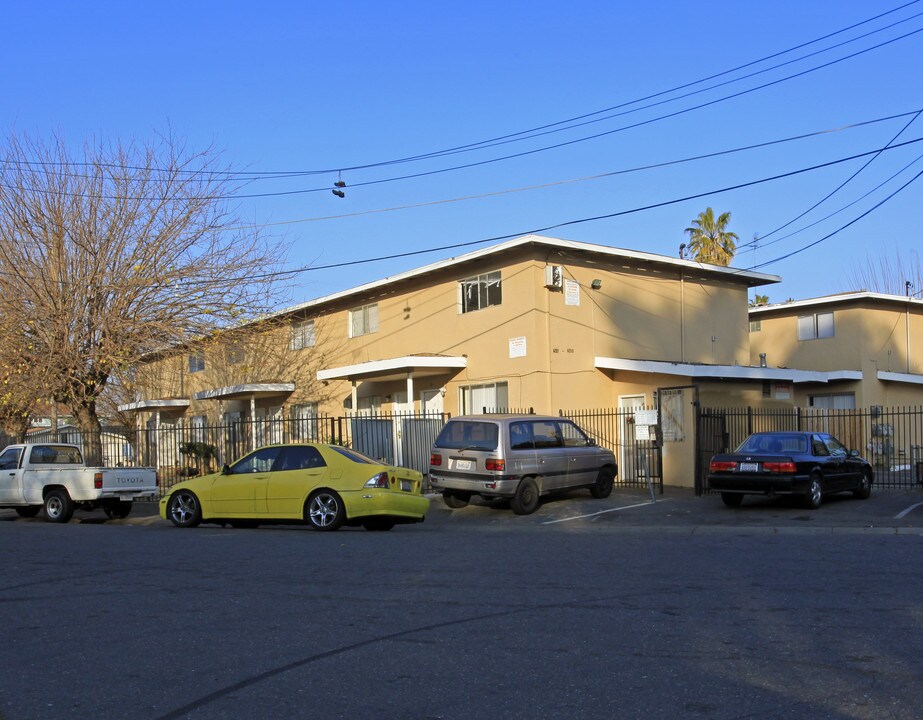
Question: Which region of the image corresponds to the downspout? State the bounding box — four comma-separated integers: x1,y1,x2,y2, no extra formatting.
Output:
907,302,912,374
680,271,686,363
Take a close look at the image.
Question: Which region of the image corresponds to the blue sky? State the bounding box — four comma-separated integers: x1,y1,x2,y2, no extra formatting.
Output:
4,1,922,307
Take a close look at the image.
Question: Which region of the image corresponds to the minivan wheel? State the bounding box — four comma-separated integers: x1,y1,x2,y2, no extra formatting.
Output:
442,491,470,509
511,477,540,515
589,466,615,499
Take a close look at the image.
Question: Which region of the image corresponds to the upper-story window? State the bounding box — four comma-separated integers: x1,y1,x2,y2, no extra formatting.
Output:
348,303,379,338
290,319,316,350
797,312,834,341
749,319,761,332
460,271,502,314
188,351,205,373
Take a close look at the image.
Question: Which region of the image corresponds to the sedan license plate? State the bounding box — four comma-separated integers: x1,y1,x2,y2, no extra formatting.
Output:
739,462,760,472
455,459,473,470
400,480,412,492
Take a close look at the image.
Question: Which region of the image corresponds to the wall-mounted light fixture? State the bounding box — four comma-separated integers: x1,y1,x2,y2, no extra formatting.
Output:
591,279,602,290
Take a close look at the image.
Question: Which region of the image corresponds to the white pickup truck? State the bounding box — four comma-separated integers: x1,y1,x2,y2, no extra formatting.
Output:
0,443,158,523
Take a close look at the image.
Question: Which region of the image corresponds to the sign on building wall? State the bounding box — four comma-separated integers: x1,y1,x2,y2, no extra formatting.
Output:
564,279,580,306
509,336,527,358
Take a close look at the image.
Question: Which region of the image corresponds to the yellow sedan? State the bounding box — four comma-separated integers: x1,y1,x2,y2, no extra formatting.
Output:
160,443,429,531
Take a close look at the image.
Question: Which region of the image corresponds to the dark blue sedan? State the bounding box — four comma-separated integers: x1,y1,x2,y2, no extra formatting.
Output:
707,431,874,509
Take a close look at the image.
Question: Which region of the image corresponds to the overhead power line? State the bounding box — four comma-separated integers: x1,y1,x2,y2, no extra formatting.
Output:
2,1,921,185
221,111,922,230
193,136,923,285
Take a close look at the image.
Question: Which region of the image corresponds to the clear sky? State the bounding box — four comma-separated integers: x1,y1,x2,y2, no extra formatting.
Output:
4,0,922,308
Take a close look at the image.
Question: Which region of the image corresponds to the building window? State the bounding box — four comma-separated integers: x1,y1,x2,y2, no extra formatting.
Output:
459,382,509,414
190,415,207,443
460,271,502,314
797,312,834,341
348,304,379,338
188,352,205,373
749,319,761,332
809,393,856,410
290,319,316,350
291,403,319,441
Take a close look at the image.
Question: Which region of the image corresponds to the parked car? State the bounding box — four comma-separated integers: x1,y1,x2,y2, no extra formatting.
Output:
160,443,429,531
428,414,617,515
707,431,873,509
0,442,157,523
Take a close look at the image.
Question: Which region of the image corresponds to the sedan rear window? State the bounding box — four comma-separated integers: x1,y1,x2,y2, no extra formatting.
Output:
737,434,808,454
434,421,499,451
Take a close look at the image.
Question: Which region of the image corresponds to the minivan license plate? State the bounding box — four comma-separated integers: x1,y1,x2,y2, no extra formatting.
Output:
739,462,759,472
455,459,472,470
400,480,412,492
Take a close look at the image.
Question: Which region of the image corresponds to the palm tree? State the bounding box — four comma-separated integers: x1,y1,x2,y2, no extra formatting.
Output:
684,207,738,266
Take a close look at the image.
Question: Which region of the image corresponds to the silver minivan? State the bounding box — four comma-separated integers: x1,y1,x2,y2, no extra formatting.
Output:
428,414,618,515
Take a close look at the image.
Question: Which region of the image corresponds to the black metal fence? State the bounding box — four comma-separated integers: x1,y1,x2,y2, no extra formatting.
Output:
14,406,664,495
696,405,923,493
561,407,663,494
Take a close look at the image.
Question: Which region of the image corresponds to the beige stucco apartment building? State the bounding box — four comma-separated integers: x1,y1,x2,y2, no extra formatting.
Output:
748,292,923,408
121,236,923,485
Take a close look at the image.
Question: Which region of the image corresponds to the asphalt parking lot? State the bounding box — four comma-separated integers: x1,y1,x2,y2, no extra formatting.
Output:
6,484,923,533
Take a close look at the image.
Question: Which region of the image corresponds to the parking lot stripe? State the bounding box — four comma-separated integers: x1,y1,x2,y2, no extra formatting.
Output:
541,499,668,525
894,501,923,520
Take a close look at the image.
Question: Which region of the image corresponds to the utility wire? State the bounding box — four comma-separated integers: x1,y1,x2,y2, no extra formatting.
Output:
187,136,923,285
740,108,923,250
3,2,921,184
222,112,921,230
745,166,923,270
742,151,923,253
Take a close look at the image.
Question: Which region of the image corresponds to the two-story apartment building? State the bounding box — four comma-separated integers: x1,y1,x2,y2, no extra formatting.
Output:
749,291,923,408
128,234,872,486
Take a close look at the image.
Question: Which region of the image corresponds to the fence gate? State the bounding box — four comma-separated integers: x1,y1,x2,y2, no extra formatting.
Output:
695,409,728,496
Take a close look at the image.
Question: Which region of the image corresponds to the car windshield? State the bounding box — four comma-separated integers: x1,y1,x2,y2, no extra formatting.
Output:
737,434,808,454
434,421,499,451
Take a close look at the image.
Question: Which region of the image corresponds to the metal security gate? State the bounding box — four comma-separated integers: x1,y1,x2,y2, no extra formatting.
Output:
562,408,663,493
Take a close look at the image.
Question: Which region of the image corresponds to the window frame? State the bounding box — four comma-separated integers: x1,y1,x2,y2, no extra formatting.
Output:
290,319,316,350
797,311,834,341
459,270,502,314
348,303,379,338
188,351,205,373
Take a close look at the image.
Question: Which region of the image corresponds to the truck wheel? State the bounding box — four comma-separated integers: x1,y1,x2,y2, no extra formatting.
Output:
511,477,540,515
167,490,202,528
15,506,41,518
44,490,75,523
104,501,132,520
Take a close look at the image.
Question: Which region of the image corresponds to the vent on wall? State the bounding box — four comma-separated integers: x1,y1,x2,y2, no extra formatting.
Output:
544,265,563,289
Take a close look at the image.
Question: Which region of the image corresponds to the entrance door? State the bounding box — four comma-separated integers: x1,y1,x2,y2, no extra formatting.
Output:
619,395,647,481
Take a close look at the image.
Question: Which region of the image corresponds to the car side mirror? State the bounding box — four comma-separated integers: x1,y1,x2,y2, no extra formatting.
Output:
221,464,231,475
588,439,597,447
849,449,860,458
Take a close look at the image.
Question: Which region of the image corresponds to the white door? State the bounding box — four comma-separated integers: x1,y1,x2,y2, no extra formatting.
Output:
420,389,444,415
618,395,647,481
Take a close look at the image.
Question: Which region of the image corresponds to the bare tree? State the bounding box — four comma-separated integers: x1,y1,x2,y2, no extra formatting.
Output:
0,131,290,462
846,246,923,297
